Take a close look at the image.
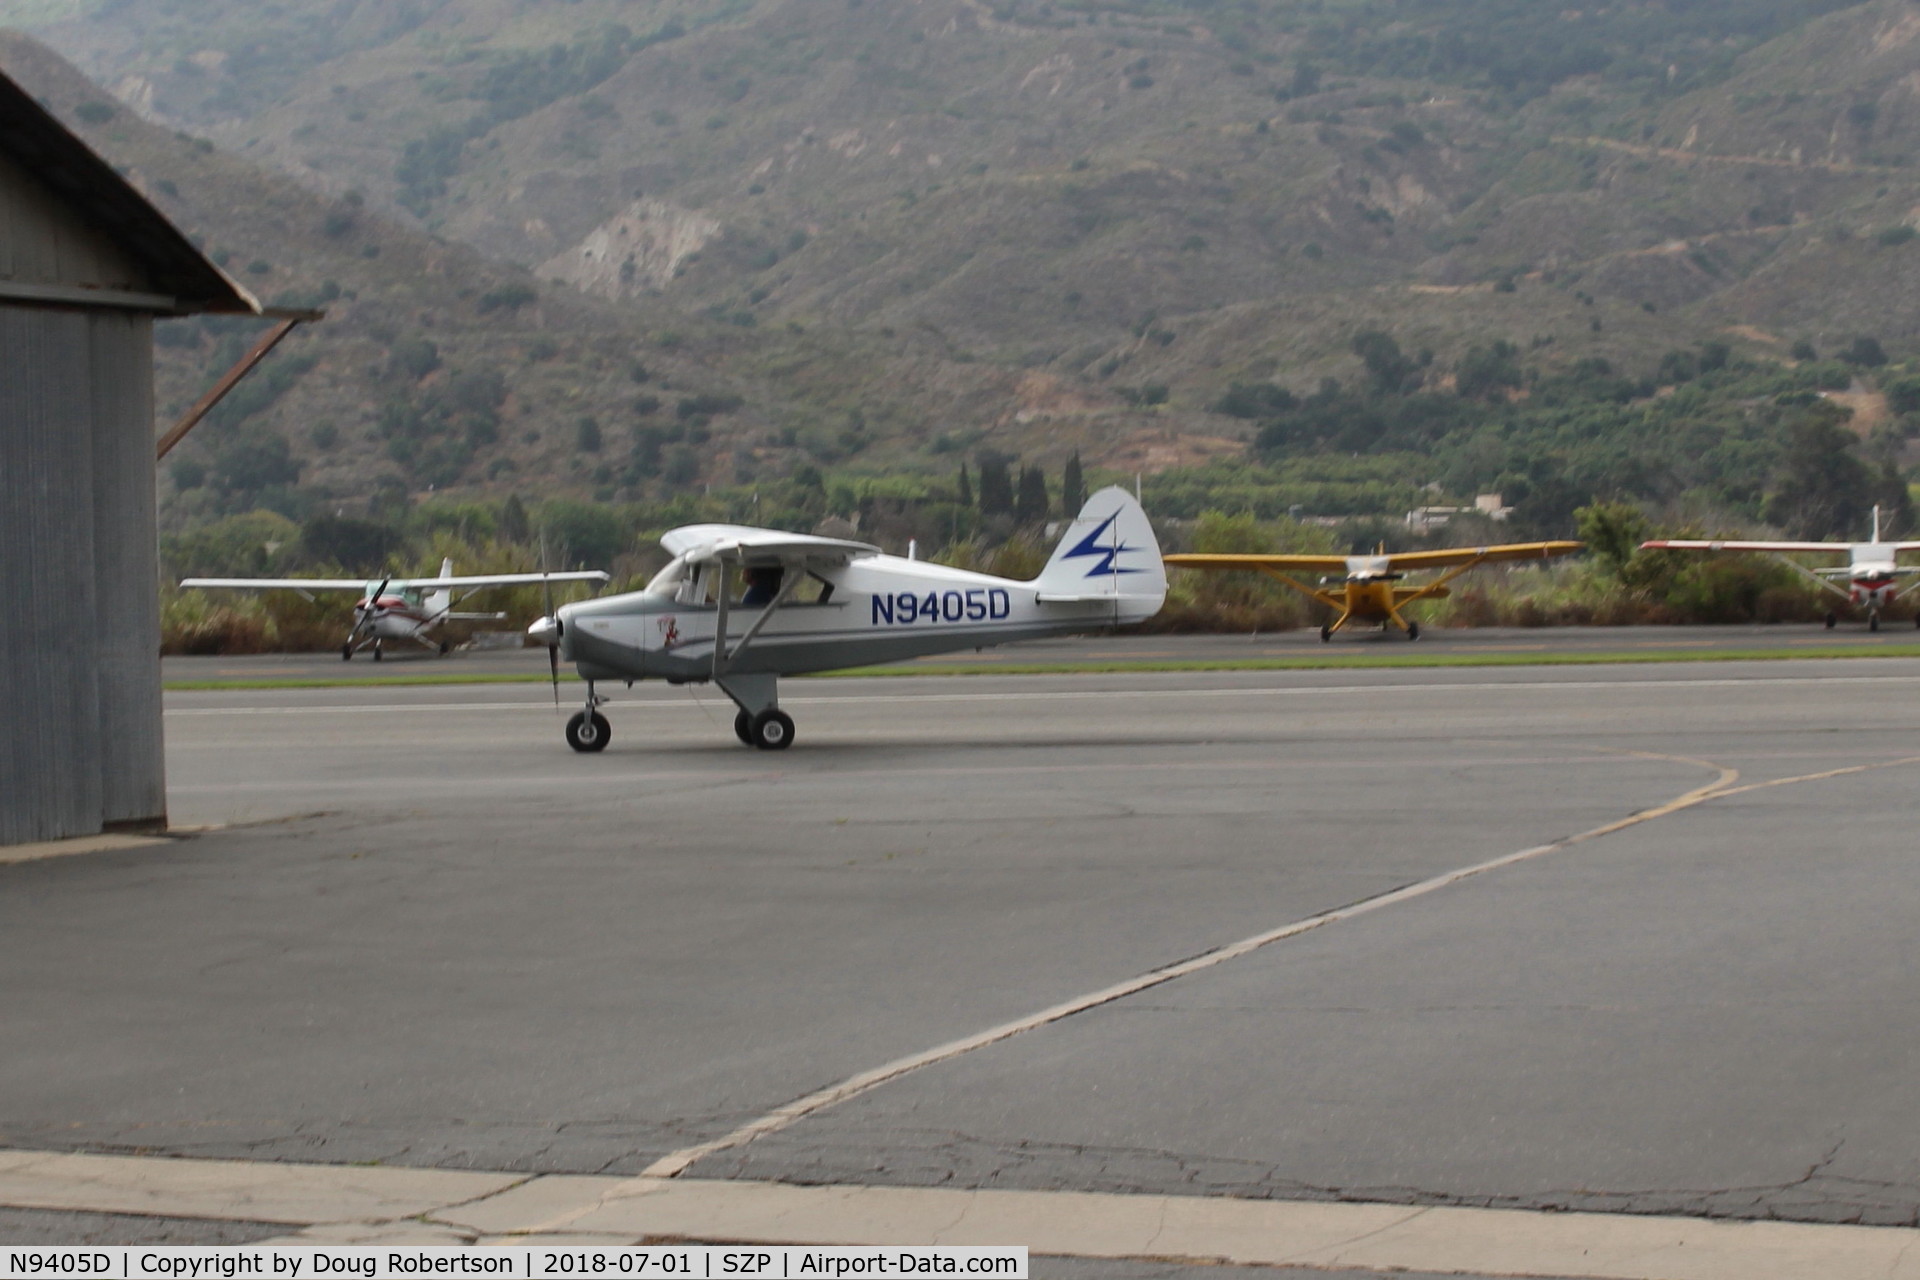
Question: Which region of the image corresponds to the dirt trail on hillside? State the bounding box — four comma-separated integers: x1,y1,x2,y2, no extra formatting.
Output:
1553,134,1896,175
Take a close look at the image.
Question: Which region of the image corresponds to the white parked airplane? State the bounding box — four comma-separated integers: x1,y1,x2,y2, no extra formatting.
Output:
530,486,1166,751
181,558,611,659
1641,506,1920,631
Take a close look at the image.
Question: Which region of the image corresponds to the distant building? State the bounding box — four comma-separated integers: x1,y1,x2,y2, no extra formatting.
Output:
1405,493,1513,533
1,69,257,845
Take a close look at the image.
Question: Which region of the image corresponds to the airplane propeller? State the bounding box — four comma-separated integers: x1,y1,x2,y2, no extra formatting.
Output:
542,572,563,707
346,576,390,653
537,533,563,708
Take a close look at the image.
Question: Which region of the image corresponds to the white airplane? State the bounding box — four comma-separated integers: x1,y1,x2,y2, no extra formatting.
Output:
529,487,1166,751
1641,506,1920,631
181,558,611,659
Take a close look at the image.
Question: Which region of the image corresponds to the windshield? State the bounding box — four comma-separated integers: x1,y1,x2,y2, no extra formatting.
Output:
644,555,693,596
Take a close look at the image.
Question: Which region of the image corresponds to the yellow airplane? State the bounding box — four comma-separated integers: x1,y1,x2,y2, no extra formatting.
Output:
1164,541,1583,641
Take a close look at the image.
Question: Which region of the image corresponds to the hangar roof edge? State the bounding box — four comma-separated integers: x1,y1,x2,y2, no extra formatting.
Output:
0,67,258,316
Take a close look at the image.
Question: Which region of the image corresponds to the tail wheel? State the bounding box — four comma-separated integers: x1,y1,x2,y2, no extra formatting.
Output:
734,710,754,746
565,710,612,753
750,709,795,751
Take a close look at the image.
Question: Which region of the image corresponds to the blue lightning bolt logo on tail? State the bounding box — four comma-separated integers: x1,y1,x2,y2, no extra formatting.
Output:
1061,511,1144,579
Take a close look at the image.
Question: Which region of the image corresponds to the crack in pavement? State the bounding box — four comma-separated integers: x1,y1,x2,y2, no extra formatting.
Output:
722,1126,1920,1225
628,751,1742,1186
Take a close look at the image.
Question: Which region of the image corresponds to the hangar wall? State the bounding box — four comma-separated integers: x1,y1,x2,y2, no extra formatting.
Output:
0,305,162,845
2,62,255,846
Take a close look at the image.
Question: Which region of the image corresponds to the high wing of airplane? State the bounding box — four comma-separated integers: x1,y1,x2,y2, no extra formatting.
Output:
1640,504,1920,631
181,558,611,659
528,486,1166,752
1164,541,1582,641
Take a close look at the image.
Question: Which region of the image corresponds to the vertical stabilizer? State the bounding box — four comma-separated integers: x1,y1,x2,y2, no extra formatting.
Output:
1032,486,1166,619
427,558,456,615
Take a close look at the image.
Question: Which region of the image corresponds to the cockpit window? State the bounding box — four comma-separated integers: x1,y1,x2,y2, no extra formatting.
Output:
644,555,693,596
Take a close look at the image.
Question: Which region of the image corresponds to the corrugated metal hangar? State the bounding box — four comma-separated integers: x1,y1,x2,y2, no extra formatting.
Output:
1,69,257,846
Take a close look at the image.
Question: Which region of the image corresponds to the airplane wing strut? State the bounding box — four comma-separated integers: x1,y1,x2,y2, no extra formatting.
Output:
711,555,808,678
1251,565,1344,609
1767,553,1855,603
1390,551,1496,606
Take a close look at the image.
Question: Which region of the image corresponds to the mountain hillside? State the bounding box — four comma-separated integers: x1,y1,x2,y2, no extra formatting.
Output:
10,1,1920,537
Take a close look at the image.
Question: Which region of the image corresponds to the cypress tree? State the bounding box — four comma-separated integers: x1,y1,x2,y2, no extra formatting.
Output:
1015,464,1050,526
957,461,973,509
1062,450,1085,514
977,452,1014,515
500,493,530,545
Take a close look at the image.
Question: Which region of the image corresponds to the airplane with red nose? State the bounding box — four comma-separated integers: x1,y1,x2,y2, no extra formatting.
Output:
1641,505,1920,631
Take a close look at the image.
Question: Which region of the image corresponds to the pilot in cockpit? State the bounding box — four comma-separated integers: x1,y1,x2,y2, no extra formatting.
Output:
741,565,784,607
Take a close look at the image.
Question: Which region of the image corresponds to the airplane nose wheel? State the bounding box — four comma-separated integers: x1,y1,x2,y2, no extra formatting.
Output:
749,709,795,750
1870,611,1881,632
566,710,612,753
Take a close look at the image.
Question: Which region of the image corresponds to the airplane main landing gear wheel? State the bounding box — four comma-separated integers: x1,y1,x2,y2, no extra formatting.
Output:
749,708,795,750
1406,621,1421,641
1826,612,1839,629
341,643,353,661
565,710,612,753
439,640,451,655
1319,624,1332,643
734,709,754,746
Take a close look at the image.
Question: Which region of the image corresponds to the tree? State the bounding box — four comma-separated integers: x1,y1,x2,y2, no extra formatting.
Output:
1842,336,1888,367
1352,328,1418,395
499,494,530,545
957,461,973,509
540,500,624,567
1015,465,1050,525
388,336,440,381
1455,341,1523,400
1574,502,1649,576
1766,406,1872,538
575,416,602,452
1062,450,1085,514
976,451,1014,516
1873,461,1916,538
211,431,300,497
1209,382,1297,419
299,515,394,572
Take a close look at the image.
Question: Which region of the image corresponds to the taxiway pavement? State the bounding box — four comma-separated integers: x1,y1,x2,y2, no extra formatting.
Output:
161,621,1920,684
7,660,1920,1266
